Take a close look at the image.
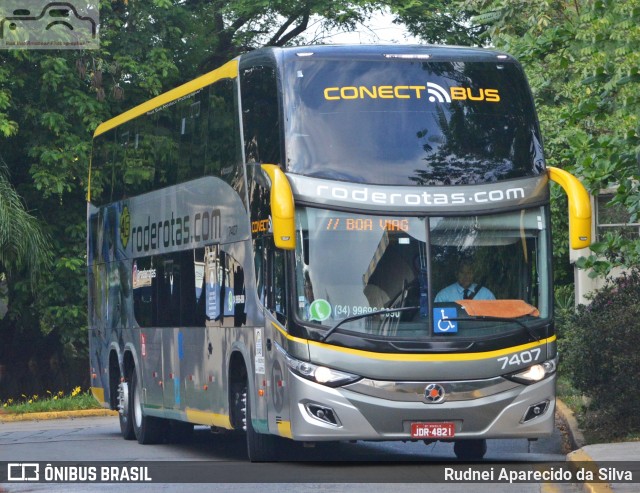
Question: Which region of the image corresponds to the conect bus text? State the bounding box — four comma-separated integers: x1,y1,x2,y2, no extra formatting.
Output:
130,209,221,253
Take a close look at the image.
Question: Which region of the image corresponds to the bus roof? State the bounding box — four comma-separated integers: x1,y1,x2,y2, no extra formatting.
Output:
93,45,517,138
93,59,239,138
240,44,517,65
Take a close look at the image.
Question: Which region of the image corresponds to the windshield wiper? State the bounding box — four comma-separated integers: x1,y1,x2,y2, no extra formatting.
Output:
442,315,540,342
319,306,419,343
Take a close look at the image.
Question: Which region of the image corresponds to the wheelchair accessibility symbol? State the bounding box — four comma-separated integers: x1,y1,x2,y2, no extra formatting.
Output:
433,308,458,333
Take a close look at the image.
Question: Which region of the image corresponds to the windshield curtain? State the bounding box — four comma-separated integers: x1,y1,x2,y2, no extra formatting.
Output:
284,59,544,186
294,207,550,340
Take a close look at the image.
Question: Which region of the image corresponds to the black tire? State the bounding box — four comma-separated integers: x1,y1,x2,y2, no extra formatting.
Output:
166,419,194,444
118,380,135,440
243,380,279,462
131,370,165,444
453,439,487,460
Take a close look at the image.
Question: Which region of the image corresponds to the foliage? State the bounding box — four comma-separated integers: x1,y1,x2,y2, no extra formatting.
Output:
383,1,485,45
0,0,478,386
2,388,100,414
562,270,640,440
464,0,640,279
0,159,51,286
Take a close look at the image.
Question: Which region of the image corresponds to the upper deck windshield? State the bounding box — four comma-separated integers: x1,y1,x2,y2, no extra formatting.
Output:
294,207,550,340
284,58,544,185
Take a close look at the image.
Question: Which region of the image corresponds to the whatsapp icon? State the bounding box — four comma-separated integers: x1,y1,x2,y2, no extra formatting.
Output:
309,299,332,322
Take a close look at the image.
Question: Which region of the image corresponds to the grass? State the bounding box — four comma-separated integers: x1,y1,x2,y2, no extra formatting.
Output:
1,387,101,415
556,373,584,413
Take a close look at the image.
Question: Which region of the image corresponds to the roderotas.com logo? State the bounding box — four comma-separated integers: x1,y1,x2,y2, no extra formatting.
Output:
0,1,99,50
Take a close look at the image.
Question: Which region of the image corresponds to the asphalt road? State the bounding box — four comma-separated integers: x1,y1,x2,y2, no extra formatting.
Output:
0,415,578,493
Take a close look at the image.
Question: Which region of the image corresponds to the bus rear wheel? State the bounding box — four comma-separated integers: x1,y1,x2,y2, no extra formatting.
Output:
131,370,165,444
453,439,487,460
117,380,135,440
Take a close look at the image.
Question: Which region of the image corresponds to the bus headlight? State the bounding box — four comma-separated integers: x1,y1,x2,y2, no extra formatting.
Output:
285,354,360,387
506,356,558,385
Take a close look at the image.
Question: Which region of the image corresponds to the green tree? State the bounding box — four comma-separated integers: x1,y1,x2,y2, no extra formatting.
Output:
0,159,50,284
0,0,474,384
463,0,640,279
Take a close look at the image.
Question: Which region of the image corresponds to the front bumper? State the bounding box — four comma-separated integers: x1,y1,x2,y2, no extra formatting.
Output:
285,371,556,441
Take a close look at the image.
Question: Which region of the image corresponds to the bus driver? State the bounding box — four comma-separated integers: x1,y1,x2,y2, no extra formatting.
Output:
435,260,495,302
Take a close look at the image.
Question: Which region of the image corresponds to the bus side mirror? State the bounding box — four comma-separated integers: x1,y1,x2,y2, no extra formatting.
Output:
548,166,592,250
261,164,296,250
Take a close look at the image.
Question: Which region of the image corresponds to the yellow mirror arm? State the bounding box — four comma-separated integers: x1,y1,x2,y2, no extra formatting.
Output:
261,164,296,250
548,166,592,250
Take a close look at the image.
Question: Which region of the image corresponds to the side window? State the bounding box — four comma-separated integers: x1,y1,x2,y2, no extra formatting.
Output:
157,257,181,326
133,250,204,328
153,104,179,188
267,242,287,323
240,65,281,165
133,257,155,327
177,92,208,182
220,250,246,328
112,119,159,200
110,126,130,202
253,238,266,305
208,80,239,176
203,244,222,322
252,236,286,323
194,248,207,326
90,131,117,205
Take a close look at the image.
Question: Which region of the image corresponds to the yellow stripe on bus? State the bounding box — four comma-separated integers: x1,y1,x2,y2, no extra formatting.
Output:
93,59,239,138
185,408,232,429
271,322,555,362
90,386,105,404
277,420,293,438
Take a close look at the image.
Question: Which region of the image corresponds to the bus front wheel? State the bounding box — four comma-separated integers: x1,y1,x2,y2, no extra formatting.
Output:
453,439,487,460
242,380,279,462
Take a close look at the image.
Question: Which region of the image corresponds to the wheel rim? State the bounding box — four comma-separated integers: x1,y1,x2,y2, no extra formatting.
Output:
133,376,143,428
117,381,129,419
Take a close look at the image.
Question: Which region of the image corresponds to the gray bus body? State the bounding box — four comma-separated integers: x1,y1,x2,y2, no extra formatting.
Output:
88,45,561,461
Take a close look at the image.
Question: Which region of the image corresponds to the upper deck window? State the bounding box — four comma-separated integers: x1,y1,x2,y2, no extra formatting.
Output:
284,59,545,186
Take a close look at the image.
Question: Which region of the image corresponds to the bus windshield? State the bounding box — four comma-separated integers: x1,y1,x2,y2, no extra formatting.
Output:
284,59,544,186
294,207,550,339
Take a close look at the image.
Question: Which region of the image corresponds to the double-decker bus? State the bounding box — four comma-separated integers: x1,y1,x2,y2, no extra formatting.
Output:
87,45,591,461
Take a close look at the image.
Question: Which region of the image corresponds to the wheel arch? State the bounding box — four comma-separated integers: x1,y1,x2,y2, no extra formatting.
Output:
228,349,249,430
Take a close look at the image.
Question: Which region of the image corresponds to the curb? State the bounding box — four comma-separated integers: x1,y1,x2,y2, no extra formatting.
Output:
567,448,614,493
556,398,586,450
556,399,615,493
0,409,117,422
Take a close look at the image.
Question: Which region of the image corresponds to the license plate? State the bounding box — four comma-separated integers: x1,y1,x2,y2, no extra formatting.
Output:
411,422,455,438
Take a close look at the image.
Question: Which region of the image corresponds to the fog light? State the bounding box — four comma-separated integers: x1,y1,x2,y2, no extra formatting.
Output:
522,400,550,422
305,403,341,427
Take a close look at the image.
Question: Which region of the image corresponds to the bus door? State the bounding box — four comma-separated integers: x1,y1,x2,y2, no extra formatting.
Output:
157,257,182,411
255,235,292,436
131,256,165,412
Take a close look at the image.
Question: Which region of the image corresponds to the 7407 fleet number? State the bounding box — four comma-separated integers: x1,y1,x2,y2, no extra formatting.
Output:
497,348,541,370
